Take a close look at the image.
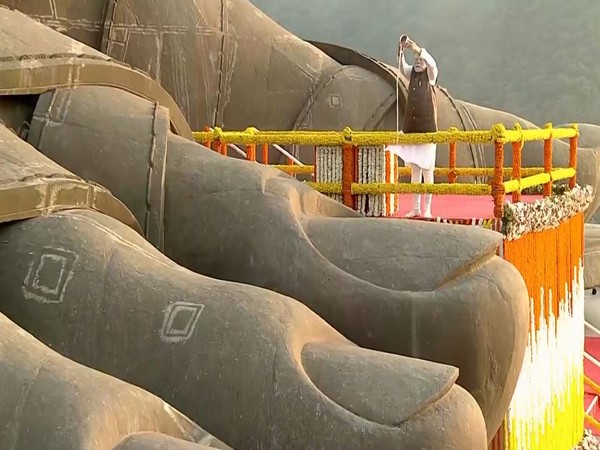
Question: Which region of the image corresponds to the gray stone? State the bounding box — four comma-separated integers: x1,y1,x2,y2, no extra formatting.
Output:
0,313,229,450
113,433,227,450
0,4,534,443
4,0,599,216
27,83,528,441
0,119,486,448
585,224,600,289
0,208,487,450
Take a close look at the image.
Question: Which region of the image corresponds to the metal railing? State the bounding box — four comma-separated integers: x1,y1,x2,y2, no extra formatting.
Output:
193,123,579,219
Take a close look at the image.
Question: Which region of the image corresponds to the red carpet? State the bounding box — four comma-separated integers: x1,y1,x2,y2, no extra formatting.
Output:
391,194,543,220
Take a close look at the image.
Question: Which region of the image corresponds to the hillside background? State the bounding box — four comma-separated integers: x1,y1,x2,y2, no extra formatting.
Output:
251,0,599,127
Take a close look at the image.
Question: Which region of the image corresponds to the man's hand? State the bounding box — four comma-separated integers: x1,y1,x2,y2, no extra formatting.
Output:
407,39,422,56
398,34,409,56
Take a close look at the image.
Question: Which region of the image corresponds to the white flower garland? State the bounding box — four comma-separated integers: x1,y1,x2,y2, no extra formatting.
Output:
315,146,343,203
503,185,594,240
315,145,398,217
503,262,585,449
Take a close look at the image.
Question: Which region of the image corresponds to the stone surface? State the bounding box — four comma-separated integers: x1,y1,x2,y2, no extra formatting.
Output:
113,433,226,450
4,0,600,211
0,112,140,232
586,224,600,289
28,83,528,440
0,3,542,443
0,313,229,450
0,208,487,450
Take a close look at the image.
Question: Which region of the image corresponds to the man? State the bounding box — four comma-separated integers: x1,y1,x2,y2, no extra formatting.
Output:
387,35,439,218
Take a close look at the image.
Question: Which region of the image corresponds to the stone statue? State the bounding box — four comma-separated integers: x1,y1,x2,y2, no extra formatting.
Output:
2,0,598,217
0,0,586,446
0,2,534,444
0,114,487,449
0,311,230,450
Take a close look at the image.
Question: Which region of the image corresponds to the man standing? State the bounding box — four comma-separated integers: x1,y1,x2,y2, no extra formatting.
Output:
387,35,439,218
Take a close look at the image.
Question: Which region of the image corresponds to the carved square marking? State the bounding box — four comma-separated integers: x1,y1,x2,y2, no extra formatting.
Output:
328,94,342,108
23,246,78,304
160,302,205,344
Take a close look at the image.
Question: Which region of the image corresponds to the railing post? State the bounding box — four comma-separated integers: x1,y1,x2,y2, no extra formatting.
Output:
262,143,269,164
246,144,256,161
512,123,523,203
448,127,458,184
543,122,553,196
219,142,227,156
341,128,356,209
492,129,506,219
202,125,211,148
569,124,578,189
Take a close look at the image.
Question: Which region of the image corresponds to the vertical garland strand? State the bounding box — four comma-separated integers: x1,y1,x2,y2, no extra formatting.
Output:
493,213,585,449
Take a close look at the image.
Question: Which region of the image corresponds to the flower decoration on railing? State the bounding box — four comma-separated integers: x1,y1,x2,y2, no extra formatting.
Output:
193,122,583,221
502,184,593,240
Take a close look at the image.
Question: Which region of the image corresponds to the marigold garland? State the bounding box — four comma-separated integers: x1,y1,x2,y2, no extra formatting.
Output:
272,165,314,174
544,123,554,196
351,182,492,195
491,213,585,450
192,123,578,146
512,126,523,202
274,165,550,178
306,182,342,194
448,139,458,183
569,133,579,189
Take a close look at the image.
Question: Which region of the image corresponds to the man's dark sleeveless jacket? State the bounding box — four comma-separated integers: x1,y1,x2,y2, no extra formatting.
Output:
402,69,438,133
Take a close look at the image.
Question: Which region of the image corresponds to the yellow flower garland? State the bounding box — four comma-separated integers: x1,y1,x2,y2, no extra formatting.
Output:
274,166,550,178
193,123,578,146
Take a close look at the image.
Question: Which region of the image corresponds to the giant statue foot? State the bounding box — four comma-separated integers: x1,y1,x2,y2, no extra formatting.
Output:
0,121,488,449
27,85,529,440
0,313,229,450
0,7,526,440
0,208,487,450
113,433,229,450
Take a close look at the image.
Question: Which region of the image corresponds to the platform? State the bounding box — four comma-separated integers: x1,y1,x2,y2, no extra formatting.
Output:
391,193,544,221
585,337,600,434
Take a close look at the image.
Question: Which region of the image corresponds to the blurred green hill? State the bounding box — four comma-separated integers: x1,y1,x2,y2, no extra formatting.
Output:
251,0,600,126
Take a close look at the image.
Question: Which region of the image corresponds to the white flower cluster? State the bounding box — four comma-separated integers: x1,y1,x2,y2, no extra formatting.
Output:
504,263,585,448
503,185,594,240
315,145,399,217
574,430,600,450
357,146,385,216
315,146,342,203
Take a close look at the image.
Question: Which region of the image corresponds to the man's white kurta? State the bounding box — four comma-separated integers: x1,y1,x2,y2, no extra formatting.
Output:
387,48,438,171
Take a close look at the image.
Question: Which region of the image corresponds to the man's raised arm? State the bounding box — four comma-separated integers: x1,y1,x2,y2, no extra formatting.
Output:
419,48,439,85
398,48,413,78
